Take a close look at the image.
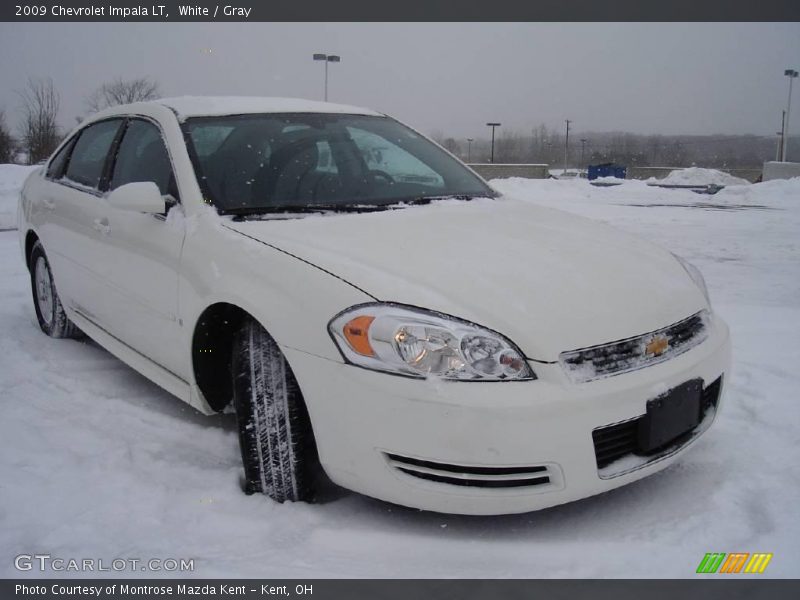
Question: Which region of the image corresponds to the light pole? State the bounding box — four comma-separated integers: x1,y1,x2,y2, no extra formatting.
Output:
783,69,798,161
466,138,474,163
580,138,587,170
486,123,501,163
564,119,572,174
313,53,340,102
777,111,786,161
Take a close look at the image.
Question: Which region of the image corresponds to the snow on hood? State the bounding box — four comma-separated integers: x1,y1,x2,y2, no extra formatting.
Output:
225,197,707,361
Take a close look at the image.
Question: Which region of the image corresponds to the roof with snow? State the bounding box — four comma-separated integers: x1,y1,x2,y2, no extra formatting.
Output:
156,96,383,120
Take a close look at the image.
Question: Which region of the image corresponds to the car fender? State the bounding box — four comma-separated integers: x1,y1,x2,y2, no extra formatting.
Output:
179,213,373,373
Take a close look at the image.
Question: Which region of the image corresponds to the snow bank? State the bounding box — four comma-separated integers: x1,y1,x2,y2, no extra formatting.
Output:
713,176,800,206
653,167,750,187
0,164,37,229
591,176,626,184
492,174,797,209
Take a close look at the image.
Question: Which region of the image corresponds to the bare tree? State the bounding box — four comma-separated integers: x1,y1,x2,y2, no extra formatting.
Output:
18,78,61,164
440,137,461,156
429,130,446,145
86,77,160,113
0,110,16,164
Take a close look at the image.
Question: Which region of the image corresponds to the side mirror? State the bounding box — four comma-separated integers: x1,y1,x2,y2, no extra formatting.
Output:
107,182,166,214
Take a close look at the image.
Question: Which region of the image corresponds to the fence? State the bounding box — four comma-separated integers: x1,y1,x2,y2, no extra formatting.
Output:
467,164,549,180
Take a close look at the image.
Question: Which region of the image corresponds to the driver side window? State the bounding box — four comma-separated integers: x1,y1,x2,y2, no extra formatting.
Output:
110,119,176,198
64,119,123,189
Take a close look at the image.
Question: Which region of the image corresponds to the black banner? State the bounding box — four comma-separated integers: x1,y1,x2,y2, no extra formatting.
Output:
3,0,800,22
4,580,800,600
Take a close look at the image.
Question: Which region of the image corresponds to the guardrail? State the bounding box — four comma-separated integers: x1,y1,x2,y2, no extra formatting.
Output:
467,164,549,180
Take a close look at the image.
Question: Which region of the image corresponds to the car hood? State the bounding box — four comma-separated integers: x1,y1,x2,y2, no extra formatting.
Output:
224,197,707,361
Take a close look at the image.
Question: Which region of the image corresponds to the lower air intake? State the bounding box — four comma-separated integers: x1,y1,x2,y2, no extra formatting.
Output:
385,453,553,489
593,375,723,471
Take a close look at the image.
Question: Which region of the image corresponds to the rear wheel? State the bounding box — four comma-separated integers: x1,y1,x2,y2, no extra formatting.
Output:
29,241,82,339
232,317,315,503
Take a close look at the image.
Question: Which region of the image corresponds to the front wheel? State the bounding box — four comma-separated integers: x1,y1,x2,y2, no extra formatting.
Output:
232,318,315,503
29,241,82,339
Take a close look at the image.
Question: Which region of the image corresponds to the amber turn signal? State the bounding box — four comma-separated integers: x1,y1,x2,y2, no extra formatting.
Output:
342,315,376,357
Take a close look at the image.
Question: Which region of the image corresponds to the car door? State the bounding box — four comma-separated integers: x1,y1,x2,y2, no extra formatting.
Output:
89,117,187,379
33,119,125,322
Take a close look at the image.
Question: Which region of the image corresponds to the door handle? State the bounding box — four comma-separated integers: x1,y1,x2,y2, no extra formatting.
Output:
93,217,111,236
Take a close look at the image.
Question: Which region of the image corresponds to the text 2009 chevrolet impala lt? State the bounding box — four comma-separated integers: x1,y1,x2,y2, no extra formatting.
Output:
18,97,730,514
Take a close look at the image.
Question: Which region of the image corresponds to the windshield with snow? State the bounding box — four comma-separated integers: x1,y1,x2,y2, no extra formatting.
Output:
183,113,495,214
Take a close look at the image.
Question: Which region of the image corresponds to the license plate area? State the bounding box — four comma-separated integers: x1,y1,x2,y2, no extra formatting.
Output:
637,378,703,453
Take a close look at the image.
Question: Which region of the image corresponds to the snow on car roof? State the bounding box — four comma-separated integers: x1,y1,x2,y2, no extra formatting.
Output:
156,96,384,120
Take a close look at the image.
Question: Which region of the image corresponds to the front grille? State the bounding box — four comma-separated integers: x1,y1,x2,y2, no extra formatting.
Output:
592,376,723,470
385,453,553,489
592,419,640,468
560,311,709,383
701,377,722,413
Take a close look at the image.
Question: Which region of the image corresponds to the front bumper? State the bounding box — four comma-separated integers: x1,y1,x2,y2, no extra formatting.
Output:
284,314,731,515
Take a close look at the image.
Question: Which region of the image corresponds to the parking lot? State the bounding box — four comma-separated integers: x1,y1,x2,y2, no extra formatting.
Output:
1,170,798,577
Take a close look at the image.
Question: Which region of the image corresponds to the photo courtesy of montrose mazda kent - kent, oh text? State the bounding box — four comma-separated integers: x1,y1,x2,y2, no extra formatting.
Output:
17,96,731,515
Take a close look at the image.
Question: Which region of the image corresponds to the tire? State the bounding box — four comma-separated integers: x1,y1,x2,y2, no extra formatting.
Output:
29,241,82,339
232,317,314,503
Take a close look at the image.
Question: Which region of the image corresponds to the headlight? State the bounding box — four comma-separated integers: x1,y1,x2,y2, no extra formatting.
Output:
674,254,711,306
328,303,535,381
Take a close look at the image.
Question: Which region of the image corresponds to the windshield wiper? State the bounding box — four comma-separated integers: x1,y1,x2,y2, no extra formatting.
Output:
218,194,489,217
401,194,483,205
218,204,385,216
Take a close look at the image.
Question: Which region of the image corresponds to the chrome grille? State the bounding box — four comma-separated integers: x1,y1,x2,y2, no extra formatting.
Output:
560,311,709,383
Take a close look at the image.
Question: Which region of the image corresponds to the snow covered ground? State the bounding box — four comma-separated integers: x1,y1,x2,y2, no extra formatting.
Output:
1,169,799,578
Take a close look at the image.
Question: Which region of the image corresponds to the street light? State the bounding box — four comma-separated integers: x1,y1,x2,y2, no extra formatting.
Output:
466,138,474,162
313,53,341,102
777,111,786,161
783,68,798,161
580,138,588,170
564,119,572,174
486,123,501,163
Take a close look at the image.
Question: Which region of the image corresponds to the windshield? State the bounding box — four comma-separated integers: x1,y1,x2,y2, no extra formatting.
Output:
182,113,495,213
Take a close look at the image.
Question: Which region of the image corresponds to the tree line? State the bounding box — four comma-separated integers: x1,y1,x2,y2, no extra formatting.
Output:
0,76,160,165
431,125,795,170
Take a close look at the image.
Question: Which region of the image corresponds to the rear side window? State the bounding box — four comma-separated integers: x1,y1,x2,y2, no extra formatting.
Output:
64,120,123,189
110,120,175,196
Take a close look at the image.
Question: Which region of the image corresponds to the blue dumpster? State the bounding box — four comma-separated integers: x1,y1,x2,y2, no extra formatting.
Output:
588,163,626,180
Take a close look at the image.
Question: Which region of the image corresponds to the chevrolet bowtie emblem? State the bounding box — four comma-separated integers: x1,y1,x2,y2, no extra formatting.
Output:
645,335,669,357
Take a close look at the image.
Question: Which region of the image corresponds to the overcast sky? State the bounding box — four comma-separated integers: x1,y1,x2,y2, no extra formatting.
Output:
1,22,798,139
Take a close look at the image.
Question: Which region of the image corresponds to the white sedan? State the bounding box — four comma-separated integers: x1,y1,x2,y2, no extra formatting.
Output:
18,97,730,515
